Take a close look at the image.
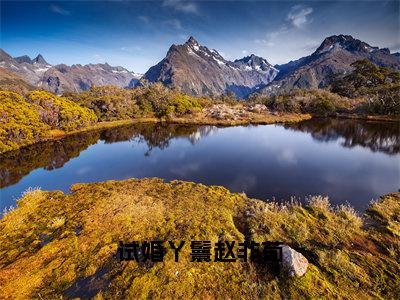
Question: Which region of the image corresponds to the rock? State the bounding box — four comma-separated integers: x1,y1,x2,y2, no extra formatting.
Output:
205,104,267,120
281,245,308,277
247,104,268,113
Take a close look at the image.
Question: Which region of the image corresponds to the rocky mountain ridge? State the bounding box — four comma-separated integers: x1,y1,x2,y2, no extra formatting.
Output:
144,37,278,98
260,34,400,95
1,34,399,97
0,49,142,94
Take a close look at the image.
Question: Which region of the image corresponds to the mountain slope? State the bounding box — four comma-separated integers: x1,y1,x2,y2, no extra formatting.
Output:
260,34,400,95
144,37,278,98
38,63,142,94
0,49,142,93
0,67,36,94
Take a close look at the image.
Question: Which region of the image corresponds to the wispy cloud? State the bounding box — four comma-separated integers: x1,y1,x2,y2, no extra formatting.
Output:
255,5,313,48
92,54,105,62
137,15,150,24
162,0,199,14
120,46,142,52
49,4,70,16
164,19,183,30
286,5,313,28
254,26,289,47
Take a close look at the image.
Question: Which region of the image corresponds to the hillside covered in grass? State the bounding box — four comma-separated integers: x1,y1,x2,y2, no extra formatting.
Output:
0,178,398,299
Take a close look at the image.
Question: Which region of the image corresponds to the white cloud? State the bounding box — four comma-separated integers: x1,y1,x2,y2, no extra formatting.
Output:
286,5,313,28
254,26,289,47
92,54,105,62
138,15,150,24
49,4,70,16
242,50,248,55
164,19,183,30
162,0,199,14
254,39,275,47
254,5,313,50
120,46,142,52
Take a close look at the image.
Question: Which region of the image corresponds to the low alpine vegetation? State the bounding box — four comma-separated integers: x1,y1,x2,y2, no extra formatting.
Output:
0,91,97,152
0,178,398,298
331,59,400,115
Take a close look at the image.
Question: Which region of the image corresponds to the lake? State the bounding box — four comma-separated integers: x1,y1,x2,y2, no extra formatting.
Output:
1,118,399,212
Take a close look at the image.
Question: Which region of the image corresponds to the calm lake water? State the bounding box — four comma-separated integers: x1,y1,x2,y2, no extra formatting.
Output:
0,118,399,212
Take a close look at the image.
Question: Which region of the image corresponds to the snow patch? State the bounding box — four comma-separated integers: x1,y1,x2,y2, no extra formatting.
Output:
188,48,199,57
212,56,225,66
271,66,279,72
35,67,51,72
112,69,129,74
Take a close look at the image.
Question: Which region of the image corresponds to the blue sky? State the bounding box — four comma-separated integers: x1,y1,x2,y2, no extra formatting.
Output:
1,1,399,73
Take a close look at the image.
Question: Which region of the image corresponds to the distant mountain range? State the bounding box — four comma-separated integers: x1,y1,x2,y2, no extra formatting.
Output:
0,49,142,94
0,34,399,97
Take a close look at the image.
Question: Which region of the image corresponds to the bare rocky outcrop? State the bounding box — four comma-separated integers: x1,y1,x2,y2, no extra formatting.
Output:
204,103,269,120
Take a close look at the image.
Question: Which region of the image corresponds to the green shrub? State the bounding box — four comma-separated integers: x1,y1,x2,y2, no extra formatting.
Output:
0,91,50,153
27,91,98,131
249,89,351,115
64,86,140,121
331,60,400,115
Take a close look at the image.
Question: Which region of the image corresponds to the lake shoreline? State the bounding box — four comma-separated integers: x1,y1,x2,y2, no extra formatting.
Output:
0,113,312,154
3,112,398,155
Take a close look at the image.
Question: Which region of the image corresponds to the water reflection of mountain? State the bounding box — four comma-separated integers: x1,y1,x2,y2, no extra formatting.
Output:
0,123,217,188
285,118,400,155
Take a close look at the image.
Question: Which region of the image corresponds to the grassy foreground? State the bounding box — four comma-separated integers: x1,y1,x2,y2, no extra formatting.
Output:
0,178,399,299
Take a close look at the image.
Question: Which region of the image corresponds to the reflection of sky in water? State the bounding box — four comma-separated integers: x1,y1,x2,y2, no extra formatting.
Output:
1,122,399,212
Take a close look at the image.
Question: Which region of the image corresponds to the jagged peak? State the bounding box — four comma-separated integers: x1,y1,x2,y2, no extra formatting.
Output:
0,49,15,62
314,34,378,55
14,55,32,64
32,54,49,65
186,36,199,46
235,54,271,67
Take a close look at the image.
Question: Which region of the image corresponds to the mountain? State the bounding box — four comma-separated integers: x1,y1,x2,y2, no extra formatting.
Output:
14,54,49,65
14,55,33,64
0,50,51,87
0,49,142,93
32,54,48,65
0,67,35,94
259,34,400,95
38,63,142,94
143,37,278,98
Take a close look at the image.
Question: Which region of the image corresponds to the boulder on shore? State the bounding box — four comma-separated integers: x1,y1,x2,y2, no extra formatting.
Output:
281,245,309,277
